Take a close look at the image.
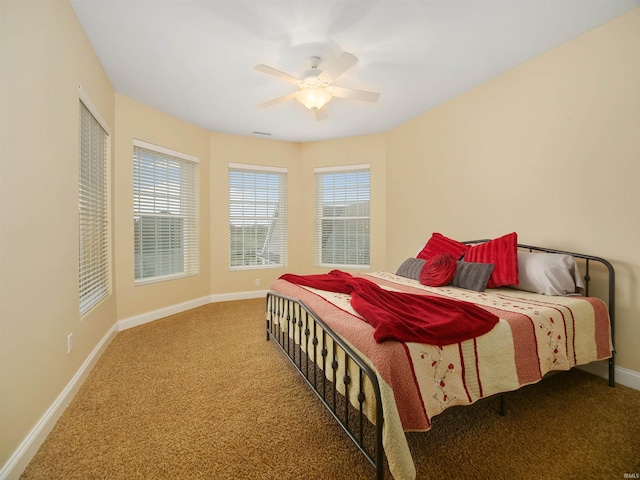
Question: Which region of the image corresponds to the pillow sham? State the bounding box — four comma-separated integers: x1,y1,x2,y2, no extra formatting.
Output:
464,232,518,288
396,257,426,281
512,251,584,296
419,253,458,287
417,232,469,261
451,261,495,292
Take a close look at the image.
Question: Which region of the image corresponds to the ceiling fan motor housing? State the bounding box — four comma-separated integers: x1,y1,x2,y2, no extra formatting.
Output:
299,55,328,87
300,74,328,88
256,51,379,116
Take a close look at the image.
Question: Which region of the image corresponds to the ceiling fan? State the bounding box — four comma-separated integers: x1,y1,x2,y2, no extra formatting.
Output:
254,52,380,120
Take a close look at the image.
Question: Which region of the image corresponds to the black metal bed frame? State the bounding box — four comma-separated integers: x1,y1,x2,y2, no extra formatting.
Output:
265,243,615,480
464,241,616,387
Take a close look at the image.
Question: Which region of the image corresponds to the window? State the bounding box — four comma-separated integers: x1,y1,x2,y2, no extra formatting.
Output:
79,90,110,316
229,164,287,269
133,140,199,283
315,165,370,267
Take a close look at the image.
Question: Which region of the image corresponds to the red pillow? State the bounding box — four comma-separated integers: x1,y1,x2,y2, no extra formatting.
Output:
420,253,458,287
417,233,469,261
464,232,519,288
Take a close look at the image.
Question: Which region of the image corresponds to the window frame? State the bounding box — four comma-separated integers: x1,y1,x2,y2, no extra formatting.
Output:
133,139,199,285
228,163,288,270
78,86,111,317
314,164,371,269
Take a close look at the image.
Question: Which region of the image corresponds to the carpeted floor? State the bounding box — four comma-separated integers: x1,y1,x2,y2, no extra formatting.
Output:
21,299,640,479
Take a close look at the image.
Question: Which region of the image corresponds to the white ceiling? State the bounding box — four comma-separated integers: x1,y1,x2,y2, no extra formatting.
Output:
70,0,639,143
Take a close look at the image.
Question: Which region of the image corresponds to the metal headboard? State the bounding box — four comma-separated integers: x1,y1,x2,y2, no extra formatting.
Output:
463,240,616,386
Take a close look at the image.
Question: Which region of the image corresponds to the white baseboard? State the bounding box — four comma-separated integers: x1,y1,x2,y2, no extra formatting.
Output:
117,295,212,331
210,289,268,303
0,323,118,480
117,291,267,332
578,361,640,390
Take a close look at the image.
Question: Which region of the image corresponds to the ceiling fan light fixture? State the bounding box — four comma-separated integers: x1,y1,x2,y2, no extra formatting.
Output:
296,87,332,111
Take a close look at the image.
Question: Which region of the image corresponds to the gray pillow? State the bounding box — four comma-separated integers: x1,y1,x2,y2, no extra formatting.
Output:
451,261,494,292
396,257,426,281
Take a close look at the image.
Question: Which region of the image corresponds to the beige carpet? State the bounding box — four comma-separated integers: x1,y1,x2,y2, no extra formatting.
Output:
21,298,640,479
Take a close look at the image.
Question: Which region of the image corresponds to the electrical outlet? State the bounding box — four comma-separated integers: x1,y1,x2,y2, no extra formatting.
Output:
255,278,261,287
67,333,73,354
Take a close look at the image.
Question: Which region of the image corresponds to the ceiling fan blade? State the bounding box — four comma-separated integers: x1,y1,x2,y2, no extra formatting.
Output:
317,52,358,83
314,109,329,121
330,86,380,103
258,91,298,108
254,64,301,85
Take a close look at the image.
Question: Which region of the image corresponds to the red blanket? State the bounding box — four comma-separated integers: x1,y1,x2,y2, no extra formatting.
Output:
279,270,498,345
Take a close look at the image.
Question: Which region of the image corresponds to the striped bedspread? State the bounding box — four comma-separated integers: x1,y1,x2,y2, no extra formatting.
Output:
269,271,612,480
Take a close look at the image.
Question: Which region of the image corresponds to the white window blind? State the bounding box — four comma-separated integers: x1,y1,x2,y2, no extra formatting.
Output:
229,164,287,269
314,165,370,267
79,100,110,316
133,142,199,283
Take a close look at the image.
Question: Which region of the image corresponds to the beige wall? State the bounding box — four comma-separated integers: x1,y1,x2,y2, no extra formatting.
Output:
0,0,116,469
385,8,640,373
114,94,211,320
207,132,386,293
300,134,387,272
209,132,301,294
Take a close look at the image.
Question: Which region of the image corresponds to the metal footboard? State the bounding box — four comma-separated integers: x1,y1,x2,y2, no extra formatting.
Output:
266,292,385,479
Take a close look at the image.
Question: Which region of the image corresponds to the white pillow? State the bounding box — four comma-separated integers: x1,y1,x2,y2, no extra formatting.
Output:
512,251,584,296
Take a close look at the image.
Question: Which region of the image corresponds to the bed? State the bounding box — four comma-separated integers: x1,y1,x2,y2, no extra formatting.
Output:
265,235,615,480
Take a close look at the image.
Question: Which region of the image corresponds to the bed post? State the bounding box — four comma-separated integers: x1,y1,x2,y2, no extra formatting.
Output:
603,258,616,387
265,294,271,341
